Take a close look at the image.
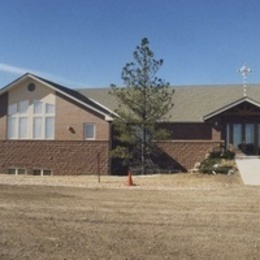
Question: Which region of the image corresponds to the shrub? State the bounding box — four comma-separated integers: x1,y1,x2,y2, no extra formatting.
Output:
199,158,220,174
221,150,235,160
209,150,235,160
199,148,236,174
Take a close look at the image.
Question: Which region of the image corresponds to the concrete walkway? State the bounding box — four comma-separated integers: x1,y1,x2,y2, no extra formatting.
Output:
236,157,260,185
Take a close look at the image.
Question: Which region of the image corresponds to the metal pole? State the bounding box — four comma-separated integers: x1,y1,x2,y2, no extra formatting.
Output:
238,64,252,97
97,152,101,183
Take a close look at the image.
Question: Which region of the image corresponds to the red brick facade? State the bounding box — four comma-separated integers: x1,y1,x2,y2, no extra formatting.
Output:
55,92,111,141
0,140,110,175
157,140,223,171
2,74,245,175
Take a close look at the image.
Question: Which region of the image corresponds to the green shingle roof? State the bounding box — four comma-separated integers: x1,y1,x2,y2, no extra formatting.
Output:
78,84,260,122
3,73,260,123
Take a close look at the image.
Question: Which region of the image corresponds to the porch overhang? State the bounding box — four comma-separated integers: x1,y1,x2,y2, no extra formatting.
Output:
203,97,260,121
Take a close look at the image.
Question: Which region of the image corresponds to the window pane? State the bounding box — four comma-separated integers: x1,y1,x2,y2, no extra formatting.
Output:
33,100,43,114
46,103,55,114
43,169,52,176
84,124,95,139
7,169,16,175
33,169,42,176
8,103,17,116
258,124,260,147
45,117,55,139
245,124,254,144
33,117,42,139
18,117,28,139
8,117,16,139
226,124,230,150
17,169,26,175
19,100,29,114
233,124,242,149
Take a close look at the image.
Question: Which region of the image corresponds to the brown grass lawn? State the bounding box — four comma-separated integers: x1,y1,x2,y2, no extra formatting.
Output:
0,173,260,259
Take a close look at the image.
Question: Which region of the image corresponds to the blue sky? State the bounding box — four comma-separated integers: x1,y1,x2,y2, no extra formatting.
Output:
0,0,260,89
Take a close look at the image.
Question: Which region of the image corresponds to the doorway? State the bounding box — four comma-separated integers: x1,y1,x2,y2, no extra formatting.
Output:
226,123,258,154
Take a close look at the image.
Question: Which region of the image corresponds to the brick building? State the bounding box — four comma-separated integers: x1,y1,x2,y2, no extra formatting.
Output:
1,73,260,175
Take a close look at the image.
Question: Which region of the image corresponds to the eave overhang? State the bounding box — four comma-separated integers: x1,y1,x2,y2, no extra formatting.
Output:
203,96,260,121
0,73,116,121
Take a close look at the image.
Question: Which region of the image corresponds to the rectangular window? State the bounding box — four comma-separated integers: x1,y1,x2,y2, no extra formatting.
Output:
226,124,230,150
7,168,16,175
43,169,52,176
45,103,55,114
18,100,29,115
8,117,17,139
45,117,55,139
245,124,254,144
7,100,55,140
258,124,260,147
7,168,26,175
33,169,42,176
17,169,26,175
33,117,42,139
84,123,95,140
8,103,17,116
18,117,28,139
33,100,43,114
33,169,52,176
233,124,242,149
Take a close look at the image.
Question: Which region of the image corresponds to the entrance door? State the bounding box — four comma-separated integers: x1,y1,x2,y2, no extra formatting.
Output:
226,123,258,154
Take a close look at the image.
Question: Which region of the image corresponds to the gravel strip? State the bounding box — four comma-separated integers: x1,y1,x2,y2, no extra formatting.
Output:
0,172,243,191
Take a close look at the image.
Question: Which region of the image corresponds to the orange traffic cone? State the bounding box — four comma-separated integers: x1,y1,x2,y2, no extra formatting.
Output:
127,171,134,186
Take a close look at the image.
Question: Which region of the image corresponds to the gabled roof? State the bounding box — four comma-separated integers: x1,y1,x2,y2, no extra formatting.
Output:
2,73,260,123
0,73,116,121
78,84,260,122
203,96,260,120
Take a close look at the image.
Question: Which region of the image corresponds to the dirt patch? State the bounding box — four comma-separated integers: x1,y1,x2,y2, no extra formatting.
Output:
0,173,259,259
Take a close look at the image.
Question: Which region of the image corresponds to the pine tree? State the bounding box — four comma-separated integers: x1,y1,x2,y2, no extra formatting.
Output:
110,38,174,174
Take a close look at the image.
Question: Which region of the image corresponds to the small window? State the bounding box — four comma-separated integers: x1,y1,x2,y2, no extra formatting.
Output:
43,169,52,176
84,123,95,140
33,169,42,176
33,169,52,176
17,169,26,175
27,83,36,92
7,168,16,175
7,168,26,175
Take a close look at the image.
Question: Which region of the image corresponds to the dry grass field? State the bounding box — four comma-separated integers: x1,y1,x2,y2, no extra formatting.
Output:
1,173,260,259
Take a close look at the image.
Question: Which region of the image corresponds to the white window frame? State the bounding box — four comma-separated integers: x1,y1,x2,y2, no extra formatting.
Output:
7,168,27,175
84,123,96,140
8,100,29,139
33,169,52,176
7,99,55,140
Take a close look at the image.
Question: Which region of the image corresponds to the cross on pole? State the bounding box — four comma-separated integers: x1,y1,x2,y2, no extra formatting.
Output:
238,64,252,97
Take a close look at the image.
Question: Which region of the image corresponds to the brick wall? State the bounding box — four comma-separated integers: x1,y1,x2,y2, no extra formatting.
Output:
159,122,214,140
55,92,110,140
157,140,223,171
0,140,109,175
